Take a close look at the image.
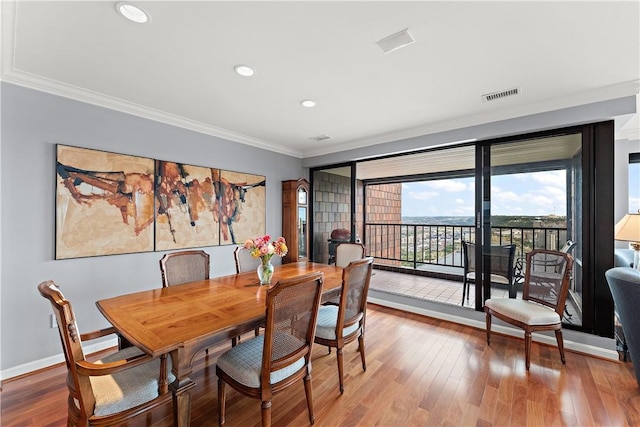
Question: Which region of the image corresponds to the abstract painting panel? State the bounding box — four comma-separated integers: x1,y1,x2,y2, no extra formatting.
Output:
218,169,266,245
155,161,221,250
56,145,155,259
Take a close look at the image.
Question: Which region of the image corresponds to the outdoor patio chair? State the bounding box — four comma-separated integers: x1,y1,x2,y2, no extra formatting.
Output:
462,241,516,305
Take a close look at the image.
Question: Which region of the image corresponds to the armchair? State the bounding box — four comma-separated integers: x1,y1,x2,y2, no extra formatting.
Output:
38,280,173,426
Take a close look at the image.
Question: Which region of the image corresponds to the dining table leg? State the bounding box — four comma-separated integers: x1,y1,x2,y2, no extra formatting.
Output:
169,349,196,427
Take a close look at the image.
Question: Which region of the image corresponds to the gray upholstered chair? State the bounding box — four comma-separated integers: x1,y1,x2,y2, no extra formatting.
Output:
614,248,635,268
605,267,640,386
216,272,324,426
484,249,573,370
314,257,373,393
159,249,210,287
234,246,261,273
38,280,173,426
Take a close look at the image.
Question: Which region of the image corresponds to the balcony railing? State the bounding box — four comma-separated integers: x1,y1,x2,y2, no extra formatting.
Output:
364,222,568,270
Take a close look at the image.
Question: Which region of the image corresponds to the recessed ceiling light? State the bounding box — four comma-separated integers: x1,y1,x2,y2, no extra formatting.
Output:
234,65,255,77
300,99,316,108
115,2,150,23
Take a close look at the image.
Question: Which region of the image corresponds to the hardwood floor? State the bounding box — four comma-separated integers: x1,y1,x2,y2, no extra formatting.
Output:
2,304,639,426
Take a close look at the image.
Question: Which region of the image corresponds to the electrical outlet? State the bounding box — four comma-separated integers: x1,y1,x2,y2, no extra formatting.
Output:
50,313,58,329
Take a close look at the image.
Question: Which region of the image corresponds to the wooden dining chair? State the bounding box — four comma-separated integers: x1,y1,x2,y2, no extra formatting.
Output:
314,257,373,393
233,246,263,338
233,246,261,273
216,271,324,427
462,241,516,305
334,242,366,268
159,249,210,287
484,249,573,370
38,280,173,426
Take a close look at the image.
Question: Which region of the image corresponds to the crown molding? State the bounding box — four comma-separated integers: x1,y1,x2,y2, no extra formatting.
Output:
0,69,304,158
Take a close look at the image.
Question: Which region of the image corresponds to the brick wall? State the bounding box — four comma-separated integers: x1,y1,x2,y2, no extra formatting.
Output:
365,183,402,265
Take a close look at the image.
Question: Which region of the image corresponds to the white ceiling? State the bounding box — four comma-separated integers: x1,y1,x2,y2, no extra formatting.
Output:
2,1,639,159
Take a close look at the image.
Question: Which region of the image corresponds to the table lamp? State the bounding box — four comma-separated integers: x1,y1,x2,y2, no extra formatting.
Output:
615,210,640,270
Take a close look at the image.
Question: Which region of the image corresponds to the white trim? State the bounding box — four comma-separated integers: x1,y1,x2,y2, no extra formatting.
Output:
367,296,619,362
0,338,118,382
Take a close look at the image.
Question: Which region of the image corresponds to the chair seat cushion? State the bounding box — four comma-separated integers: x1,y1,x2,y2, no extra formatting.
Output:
315,305,360,340
90,346,175,416
216,334,306,388
466,272,510,285
485,298,561,325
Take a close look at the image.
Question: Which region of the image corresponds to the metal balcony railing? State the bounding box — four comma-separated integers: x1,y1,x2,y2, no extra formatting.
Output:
364,223,568,270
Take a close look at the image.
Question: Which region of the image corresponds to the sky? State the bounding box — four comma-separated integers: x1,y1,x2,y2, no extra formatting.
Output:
401,170,569,217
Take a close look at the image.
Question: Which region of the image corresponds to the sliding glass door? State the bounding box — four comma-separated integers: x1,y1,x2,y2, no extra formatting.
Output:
481,134,583,326
310,163,357,263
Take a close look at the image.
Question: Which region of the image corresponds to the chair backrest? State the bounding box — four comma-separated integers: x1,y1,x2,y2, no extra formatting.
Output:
523,249,573,314
234,246,261,273
560,240,577,254
335,242,366,268
38,280,96,418
261,271,323,385
159,250,210,287
462,241,516,281
605,267,640,385
336,257,374,336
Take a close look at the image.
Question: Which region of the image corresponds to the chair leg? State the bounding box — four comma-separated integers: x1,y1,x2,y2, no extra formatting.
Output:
555,329,566,364
485,312,492,345
336,347,345,394
303,371,315,424
255,327,260,336
218,378,226,426
261,400,272,427
524,330,532,370
231,336,238,347
358,334,367,372
461,278,467,305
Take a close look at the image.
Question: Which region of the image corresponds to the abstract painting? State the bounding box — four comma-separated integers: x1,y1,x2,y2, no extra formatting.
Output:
217,169,266,245
155,161,221,251
55,145,155,259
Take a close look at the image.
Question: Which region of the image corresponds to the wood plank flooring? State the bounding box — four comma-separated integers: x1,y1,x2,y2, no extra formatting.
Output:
2,304,639,426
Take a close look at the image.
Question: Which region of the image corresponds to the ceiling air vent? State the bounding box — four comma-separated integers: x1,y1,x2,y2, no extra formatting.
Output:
310,134,331,142
376,28,415,54
482,87,521,102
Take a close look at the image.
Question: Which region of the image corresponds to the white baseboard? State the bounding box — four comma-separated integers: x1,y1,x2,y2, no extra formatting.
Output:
1,338,118,382
368,296,620,361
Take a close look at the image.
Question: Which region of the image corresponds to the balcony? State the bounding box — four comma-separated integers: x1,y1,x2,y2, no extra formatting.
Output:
362,221,581,325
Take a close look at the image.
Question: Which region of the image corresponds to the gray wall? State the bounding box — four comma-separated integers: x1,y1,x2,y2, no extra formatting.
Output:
0,83,303,375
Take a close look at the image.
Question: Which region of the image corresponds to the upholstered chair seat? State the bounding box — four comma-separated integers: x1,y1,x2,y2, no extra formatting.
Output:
91,347,175,417
216,334,305,388
315,305,360,340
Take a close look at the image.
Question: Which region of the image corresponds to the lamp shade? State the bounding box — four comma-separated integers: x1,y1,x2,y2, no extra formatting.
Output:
615,212,640,242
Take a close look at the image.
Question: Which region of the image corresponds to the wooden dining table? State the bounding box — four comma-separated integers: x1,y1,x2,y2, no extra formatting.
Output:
96,261,343,427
